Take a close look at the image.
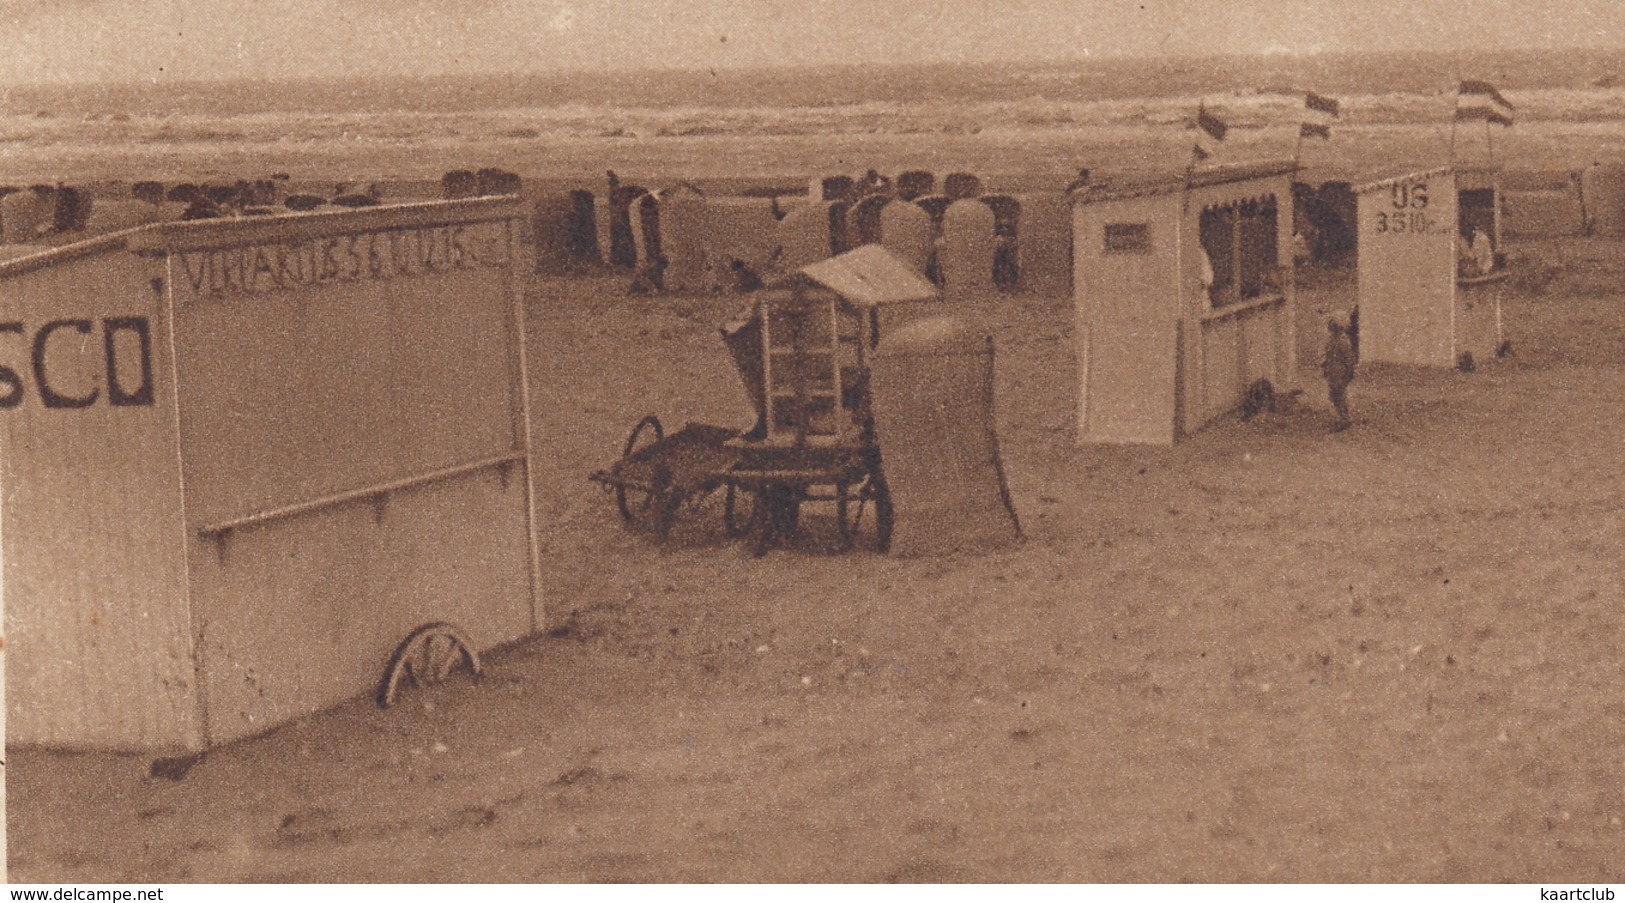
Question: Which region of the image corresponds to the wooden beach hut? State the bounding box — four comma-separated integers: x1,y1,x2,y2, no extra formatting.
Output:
1580,162,1625,237
654,184,709,292
528,190,581,275
1072,160,1298,445
939,199,996,304
1,198,542,755
776,200,835,271
592,194,616,266
1353,165,1505,368
879,200,933,276
704,197,783,279
1017,191,1072,297
629,191,662,269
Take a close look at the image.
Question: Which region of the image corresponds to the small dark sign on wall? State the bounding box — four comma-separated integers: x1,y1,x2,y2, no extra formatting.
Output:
1104,222,1152,254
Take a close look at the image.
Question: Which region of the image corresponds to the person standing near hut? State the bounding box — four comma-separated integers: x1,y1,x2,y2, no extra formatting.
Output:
1321,317,1356,432
1471,227,1496,275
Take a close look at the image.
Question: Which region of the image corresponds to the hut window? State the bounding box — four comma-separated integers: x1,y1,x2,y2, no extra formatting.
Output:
1458,188,1497,254
1104,223,1151,254
1200,196,1279,307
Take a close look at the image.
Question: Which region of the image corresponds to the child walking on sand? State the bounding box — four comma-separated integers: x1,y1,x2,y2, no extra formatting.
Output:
1321,317,1357,432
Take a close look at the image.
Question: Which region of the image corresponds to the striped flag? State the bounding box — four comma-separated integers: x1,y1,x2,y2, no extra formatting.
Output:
1305,90,1341,117
1301,90,1339,140
1456,79,1514,127
1192,104,1227,161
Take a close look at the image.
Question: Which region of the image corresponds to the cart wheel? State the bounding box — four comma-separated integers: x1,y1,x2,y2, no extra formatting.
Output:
377,622,482,709
615,415,664,522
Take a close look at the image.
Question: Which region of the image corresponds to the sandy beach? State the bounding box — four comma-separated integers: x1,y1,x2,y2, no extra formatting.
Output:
7,209,1624,879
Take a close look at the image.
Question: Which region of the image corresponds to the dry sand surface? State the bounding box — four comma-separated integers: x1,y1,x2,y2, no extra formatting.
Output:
7,239,1625,883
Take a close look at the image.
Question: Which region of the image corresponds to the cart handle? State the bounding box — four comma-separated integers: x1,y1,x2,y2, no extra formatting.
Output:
196,451,527,541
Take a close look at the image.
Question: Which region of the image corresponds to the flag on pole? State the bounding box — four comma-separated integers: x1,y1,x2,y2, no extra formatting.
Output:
1456,80,1514,127
1192,104,1227,161
1300,90,1339,140
1305,91,1341,117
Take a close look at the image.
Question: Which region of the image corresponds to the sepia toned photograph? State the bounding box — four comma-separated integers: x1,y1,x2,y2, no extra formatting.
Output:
2,0,1622,884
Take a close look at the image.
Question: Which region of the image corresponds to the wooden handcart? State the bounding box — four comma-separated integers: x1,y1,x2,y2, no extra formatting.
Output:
590,245,938,554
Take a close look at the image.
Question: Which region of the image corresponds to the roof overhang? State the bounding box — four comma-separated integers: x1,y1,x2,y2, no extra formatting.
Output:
1351,164,1499,195
787,244,941,306
1076,159,1298,205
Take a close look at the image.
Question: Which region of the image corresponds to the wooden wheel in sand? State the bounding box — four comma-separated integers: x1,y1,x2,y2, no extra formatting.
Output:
377,622,482,708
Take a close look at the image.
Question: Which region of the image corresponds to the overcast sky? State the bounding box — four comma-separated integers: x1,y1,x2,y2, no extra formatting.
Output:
1,0,1621,84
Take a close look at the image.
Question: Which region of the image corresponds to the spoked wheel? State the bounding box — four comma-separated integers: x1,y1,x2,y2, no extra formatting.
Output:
615,415,664,522
378,622,482,709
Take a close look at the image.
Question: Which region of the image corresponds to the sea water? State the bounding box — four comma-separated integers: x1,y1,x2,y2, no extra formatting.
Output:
3,48,1623,186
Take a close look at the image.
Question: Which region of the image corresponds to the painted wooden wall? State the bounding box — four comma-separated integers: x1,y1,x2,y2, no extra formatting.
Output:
1358,171,1459,367
4,198,540,752
138,202,538,747
1,239,199,751
1074,194,1180,444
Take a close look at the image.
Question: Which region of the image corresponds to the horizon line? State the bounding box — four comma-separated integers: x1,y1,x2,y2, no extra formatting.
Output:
3,44,1621,91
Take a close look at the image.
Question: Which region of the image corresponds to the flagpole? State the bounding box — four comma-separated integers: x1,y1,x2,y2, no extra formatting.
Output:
1298,91,1339,179
1183,145,1197,214
1183,100,1204,214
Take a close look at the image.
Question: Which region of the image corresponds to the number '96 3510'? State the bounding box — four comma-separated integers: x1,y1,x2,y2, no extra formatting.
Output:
1375,180,1433,234
1375,210,1433,234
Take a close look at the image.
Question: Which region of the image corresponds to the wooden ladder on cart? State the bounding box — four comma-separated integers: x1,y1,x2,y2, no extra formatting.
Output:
760,282,862,446
730,282,887,554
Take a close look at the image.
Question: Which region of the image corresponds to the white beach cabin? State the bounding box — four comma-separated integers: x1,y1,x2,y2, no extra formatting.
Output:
1073,160,1298,445
1,198,542,756
1353,165,1505,368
